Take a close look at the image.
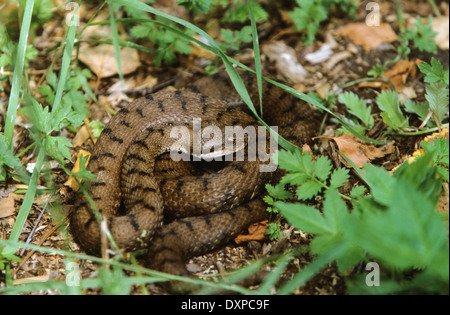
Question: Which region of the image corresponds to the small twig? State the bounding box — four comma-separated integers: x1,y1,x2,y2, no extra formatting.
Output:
13,217,67,277
20,192,54,255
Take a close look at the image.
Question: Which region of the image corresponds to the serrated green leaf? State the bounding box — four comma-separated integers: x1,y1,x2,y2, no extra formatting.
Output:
394,154,442,202
376,90,407,129
363,164,395,205
130,25,151,38
338,91,374,128
25,97,52,134
275,201,332,234
403,100,430,122
329,168,349,188
418,58,445,83
0,134,30,182
345,179,448,277
335,245,366,273
436,165,449,182
322,189,349,233
177,0,212,14
266,222,282,240
46,136,72,162
422,138,449,166
297,180,323,200
64,89,89,117
406,16,437,53
350,185,366,198
424,82,449,124
222,1,268,23
313,155,332,182
37,84,54,105
263,195,274,205
173,38,192,54
276,149,304,173
265,183,293,200
310,234,342,255
421,138,449,182
280,172,309,186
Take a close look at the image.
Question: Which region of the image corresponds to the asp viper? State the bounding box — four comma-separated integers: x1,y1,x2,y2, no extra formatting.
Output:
69,69,321,290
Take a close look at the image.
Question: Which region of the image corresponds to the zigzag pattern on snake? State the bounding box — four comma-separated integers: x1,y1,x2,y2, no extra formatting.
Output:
69,69,321,288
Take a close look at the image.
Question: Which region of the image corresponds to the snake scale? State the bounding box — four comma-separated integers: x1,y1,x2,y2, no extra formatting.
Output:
69,69,321,290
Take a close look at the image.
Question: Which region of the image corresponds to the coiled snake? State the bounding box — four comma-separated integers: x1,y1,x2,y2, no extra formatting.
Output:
69,69,321,290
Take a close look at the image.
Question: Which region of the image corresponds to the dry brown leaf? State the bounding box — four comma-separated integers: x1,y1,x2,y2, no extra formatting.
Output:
432,16,449,50
64,150,91,191
78,44,141,78
335,23,397,51
72,124,91,148
234,220,268,244
0,195,15,218
317,134,395,167
384,59,417,92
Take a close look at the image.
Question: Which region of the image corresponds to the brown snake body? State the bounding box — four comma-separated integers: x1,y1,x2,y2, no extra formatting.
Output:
69,70,321,289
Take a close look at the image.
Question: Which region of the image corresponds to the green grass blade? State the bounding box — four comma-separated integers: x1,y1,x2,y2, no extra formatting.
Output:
51,10,78,122
248,1,263,116
108,3,124,83
4,0,35,146
0,239,254,295
257,252,294,294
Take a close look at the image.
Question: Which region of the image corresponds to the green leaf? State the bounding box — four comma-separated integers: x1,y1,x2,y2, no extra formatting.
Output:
98,266,131,295
338,91,374,128
376,90,407,129
345,178,448,278
73,153,97,183
329,168,349,189
177,0,212,14
403,100,430,122
296,180,323,200
64,89,89,117
130,24,151,38
25,97,52,134
421,138,449,182
313,155,332,182
275,149,304,173
222,1,268,23
322,189,348,233
424,82,449,124
280,172,309,186
37,84,54,104
263,195,274,205
362,164,395,206
46,71,58,90
265,223,283,240
350,185,366,198
275,201,332,234
418,58,445,83
0,134,30,182
406,16,437,53
46,136,72,162
265,183,293,200
89,120,105,139
173,38,192,54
